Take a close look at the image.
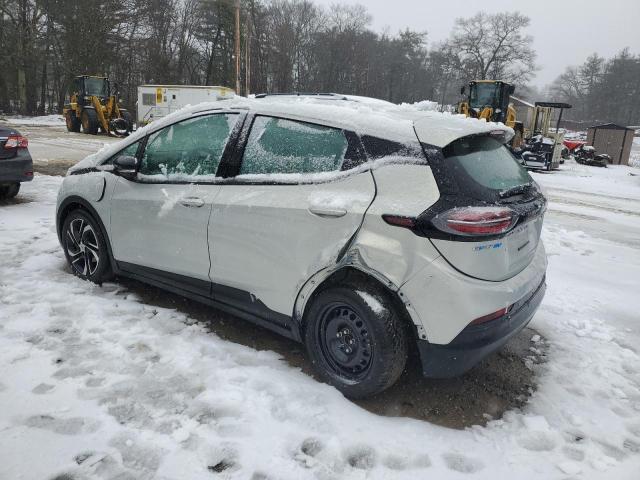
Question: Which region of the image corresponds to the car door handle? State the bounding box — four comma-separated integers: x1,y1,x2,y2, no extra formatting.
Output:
179,197,205,208
308,206,347,218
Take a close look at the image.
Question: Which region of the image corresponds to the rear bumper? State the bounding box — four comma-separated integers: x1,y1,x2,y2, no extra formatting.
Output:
417,277,546,378
0,156,33,183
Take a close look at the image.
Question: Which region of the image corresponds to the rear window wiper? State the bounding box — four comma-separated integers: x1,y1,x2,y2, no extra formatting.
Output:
499,183,532,199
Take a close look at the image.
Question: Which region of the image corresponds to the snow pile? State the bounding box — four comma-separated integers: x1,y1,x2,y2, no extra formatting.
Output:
563,130,587,141
1,114,66,126
1,172,639,479
398,100,440,112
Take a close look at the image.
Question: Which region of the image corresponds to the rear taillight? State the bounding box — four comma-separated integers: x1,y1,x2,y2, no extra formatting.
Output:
4,135,28,149
432,206,517,236
470,306,511,326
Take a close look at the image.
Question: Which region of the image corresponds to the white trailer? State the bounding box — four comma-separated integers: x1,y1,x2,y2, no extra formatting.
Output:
136,85,235,126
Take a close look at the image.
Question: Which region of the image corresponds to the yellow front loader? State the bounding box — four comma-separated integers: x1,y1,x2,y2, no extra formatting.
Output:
63,76,133,136
458,80,524,147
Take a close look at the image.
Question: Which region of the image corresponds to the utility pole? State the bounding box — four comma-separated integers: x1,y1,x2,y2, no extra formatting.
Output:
245,13,251,96
234,0,241,95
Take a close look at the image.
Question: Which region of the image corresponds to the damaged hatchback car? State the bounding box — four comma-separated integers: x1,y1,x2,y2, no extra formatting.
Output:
56,97,547,398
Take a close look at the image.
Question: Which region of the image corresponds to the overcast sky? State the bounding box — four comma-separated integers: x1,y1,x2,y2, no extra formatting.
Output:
314,0,640,87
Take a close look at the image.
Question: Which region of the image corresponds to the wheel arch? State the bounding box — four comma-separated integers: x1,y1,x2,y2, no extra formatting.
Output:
295,266,421,346
57,195,117,272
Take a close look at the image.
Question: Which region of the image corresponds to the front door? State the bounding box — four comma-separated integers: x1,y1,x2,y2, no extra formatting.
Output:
109,112,242,294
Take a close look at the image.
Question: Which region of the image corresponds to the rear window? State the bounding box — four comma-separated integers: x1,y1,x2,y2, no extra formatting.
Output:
443,136,531,191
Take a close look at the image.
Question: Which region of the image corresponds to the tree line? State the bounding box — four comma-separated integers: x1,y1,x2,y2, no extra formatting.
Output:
1,0,637,126
550,49,640,126
0,0,540,115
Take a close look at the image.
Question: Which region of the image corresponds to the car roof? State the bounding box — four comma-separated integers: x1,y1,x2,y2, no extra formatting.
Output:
69,95,512,174
0,126,20,136
218,96,512,148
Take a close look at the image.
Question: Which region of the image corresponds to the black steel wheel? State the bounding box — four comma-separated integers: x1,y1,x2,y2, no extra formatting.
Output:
318,303,374,381
304,285,408,398
62,210,112,283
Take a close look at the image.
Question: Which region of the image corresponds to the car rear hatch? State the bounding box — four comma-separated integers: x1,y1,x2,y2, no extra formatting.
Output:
415,133,546,282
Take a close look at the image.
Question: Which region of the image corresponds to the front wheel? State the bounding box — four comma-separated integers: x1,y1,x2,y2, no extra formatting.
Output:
304,285,408,398
81,109,99,135
65,111,81,132
62,210,112,283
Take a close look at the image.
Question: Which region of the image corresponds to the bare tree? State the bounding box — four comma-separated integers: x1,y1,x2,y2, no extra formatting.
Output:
448,11,537,85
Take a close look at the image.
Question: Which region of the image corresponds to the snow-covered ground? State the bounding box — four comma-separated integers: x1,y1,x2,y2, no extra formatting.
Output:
0,114,66,126
630,137,640,168
1,163,640,479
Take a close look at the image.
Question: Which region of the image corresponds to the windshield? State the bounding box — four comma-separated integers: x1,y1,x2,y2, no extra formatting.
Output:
444,136,531,191
469,83,500,109
84,78,108,97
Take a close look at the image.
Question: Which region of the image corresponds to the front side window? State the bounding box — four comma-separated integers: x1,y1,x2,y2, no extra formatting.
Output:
469,83,499,109
239,116,348,175
104,140,141,165
139,113,239,179
84,78,108,97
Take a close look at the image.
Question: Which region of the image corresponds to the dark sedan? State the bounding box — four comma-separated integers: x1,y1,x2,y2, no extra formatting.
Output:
0,126,33,199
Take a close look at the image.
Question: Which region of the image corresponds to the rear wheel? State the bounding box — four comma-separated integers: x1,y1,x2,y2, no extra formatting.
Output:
62,210,113,283
0,183,20,199
81,109,99,135
304,285,408,398
122,111,134,132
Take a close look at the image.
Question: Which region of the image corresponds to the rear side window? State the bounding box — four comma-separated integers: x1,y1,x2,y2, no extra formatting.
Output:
443,136,531,191
139,113,238,178
240,116,348,175
361,135,424,160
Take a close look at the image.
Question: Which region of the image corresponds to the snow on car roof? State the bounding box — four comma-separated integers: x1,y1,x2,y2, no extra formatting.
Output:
69,96,512,173
243,96,512,147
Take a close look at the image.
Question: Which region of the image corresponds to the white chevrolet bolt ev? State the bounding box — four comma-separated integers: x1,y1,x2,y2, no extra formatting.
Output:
56,96,547,398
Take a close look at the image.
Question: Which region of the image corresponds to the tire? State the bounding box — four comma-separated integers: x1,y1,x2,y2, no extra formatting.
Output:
81,109,99,135
303,285,408,398
122,111,134,132
61,209,113,283
0,183,20,199
65,111,81,132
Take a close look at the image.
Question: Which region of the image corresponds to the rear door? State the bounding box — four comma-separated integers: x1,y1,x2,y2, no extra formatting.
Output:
208,115,375,321
419,134,545,282
109,112,242,292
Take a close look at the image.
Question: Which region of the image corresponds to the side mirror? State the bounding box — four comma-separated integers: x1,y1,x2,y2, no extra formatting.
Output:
113,155,138,178
508,85,516,95
460,85,466,95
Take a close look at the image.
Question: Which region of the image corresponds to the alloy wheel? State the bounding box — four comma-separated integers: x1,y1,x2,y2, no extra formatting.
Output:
65,218,100,276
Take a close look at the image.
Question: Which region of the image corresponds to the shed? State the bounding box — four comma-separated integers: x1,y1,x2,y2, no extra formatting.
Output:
587,123,635,165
